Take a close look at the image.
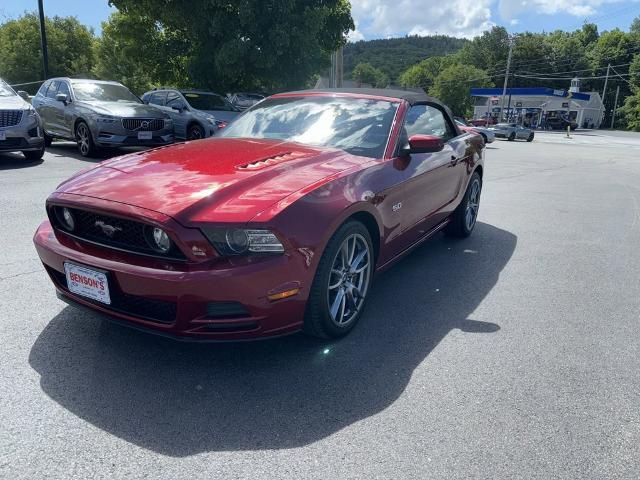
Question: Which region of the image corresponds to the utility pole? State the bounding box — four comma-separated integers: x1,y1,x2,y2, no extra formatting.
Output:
37,0,49,79
611,85,620,129
600,63,610,127
500,36,515,122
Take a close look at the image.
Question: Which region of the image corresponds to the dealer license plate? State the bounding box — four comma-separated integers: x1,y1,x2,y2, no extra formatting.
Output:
138,131,152,140
64,263,111,305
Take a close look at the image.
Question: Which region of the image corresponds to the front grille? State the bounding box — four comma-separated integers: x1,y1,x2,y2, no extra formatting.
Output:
0,110,23,127
46,266,177,324
50,207,186,260
121,118,164,131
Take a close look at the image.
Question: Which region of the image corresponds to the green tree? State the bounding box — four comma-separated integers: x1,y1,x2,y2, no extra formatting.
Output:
399,55,456,91
109,0,354,92
620,91,640,131
429,64,493,116
0,13,95,90
94,12,191,94
352,62,387,87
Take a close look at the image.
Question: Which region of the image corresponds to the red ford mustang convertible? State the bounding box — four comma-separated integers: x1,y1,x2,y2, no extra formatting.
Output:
34,89,484,341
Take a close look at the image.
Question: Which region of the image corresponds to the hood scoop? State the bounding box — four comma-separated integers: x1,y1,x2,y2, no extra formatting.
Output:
236,151,306,171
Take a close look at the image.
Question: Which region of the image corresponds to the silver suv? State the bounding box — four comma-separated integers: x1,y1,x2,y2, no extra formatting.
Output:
142,89,240,140
32,78,174,157
0,78,45,160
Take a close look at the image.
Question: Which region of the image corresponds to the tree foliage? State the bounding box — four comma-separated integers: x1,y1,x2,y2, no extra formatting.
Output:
428,64,493,116
345,35,467,84
351,62,387,87
0,13,95,90
94,12,191,94
108,0,353,92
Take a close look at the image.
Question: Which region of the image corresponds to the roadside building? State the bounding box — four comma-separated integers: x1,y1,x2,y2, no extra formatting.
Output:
469,79,604,129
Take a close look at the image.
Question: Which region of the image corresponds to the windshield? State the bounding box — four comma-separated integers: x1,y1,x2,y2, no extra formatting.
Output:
0,79,16,97
221,96,399,158
72,82,141,103
183,92,237,111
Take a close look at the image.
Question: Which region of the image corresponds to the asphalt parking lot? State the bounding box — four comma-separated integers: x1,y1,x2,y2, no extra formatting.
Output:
2,131,640,479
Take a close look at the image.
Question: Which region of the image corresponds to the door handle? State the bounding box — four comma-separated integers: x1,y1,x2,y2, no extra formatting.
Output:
450,155,459,166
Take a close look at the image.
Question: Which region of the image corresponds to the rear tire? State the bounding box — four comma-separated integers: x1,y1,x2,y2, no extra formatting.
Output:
23,147,45,161
75,121,97,157
527,133,534,142
445,172,482,238
303,221,374,339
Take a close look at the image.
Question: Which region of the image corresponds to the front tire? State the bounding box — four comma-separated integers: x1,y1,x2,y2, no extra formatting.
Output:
187,123,204,140
527,133,534,142
508,132,516,141
44,133,53,147
445,172,482,238
75,121,97,157
303,221,374,339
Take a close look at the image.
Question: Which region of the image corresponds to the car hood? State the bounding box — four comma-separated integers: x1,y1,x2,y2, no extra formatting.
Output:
78,101,165,118
0,94,29,110
56,138,368,224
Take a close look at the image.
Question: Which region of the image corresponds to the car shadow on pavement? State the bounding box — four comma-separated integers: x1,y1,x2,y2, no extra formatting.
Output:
29,222,516,455
0,152,43,170
46,142,147,162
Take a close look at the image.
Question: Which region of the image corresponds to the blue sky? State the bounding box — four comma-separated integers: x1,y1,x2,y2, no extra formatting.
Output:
1,0,639,39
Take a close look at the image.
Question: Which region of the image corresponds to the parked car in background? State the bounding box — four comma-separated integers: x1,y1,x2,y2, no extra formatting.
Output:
0,78,45,160
227,92,265,111
33,88,484,341
454,118,495,144
143,89,240,140
545,116,578,131
487,123,534,142
32,78,174,157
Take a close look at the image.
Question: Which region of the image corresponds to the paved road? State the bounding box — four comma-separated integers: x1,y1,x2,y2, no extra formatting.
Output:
1,135,640,479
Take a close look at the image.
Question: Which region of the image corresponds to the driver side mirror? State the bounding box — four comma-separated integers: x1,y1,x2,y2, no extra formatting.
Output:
403,134,444,155
55,93,68,105
17,90,30,101
171,102,186,112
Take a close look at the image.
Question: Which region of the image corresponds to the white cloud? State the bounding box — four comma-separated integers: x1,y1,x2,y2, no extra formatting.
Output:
498,0,636,20
349,0,640,40
350,0,495,39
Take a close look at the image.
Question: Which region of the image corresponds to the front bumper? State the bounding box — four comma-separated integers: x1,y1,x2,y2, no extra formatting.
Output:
91,119,174,148
34,221,309,341
0,115,44,152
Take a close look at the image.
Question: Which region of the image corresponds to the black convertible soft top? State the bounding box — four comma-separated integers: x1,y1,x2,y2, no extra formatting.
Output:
279,88,443,107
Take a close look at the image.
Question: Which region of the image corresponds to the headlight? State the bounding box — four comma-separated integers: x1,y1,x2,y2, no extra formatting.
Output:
145,226,172,253
205,115,216,125
201,228,284,256
95,115,118,124
163,115,173,125
26,106,37,117
54,207,75,231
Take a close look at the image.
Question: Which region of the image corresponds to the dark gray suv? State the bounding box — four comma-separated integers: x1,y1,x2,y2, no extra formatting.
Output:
33,78,174,157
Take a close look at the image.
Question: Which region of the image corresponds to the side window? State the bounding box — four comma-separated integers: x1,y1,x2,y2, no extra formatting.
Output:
404,105,455,140
166,91,183,109
148,91,167,106
57,81,70,98
37,80,51,97
46,80,59,99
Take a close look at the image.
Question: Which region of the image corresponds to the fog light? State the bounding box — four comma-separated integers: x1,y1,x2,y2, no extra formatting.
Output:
152,227,171,253
60,208,75,231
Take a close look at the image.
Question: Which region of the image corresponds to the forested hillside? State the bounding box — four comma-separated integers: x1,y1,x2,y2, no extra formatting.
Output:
343,35,468,83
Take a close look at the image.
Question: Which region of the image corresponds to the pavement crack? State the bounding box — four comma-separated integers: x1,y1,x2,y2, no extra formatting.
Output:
0,270,41,281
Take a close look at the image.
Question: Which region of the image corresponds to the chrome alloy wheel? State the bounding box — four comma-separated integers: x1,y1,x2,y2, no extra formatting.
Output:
327,233,372,326
77,123,91,156
465,178,481,231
